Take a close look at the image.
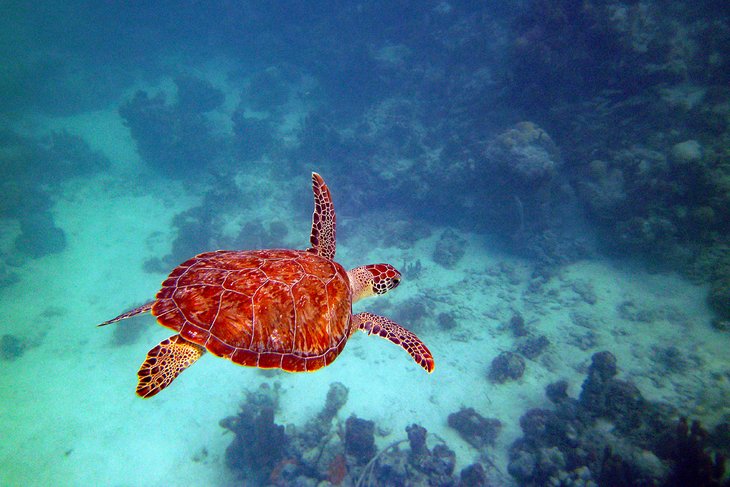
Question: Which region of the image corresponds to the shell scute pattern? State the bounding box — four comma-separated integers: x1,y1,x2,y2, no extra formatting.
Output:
152,248,351,371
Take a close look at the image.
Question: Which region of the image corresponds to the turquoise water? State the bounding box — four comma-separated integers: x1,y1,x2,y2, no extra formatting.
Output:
2,3,729,486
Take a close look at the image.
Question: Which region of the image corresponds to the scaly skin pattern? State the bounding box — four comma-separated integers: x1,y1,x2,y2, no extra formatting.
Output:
136,334,206,398
349,264,401,302
309,172,336,261
352,312,435,373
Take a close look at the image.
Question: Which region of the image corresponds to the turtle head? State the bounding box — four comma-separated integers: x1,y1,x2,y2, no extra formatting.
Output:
349,264,401,303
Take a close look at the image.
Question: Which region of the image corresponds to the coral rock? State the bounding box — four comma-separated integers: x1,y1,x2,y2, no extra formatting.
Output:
448,407,502,449
345,416,376,465
488,351,526,383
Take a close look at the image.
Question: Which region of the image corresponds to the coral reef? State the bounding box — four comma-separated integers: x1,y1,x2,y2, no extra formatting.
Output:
243,67,290,112
433,229,467,269
356,424,459,486
345,416,377,466
220,383,287,484
508,312,528,337
516,335,550,360
173,75,224,114
119,89,221,178
231,106,276,161
1,334,27,361
219,382,504,485
507,351,730,486
448,407,502,449
488,351,526,384
1,129,109,260
437,312,457,330
15,212,67,258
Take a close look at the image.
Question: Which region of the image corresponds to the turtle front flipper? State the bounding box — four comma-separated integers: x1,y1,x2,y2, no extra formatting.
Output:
353,312,435,373
136,334,206,398
308,172,336,261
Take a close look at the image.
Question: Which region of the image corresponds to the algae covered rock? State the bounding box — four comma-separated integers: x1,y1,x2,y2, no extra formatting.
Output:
488,351,526,383
484,121,561,186
708,277,730,321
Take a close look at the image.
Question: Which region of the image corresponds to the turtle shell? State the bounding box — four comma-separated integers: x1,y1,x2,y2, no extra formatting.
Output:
151,249,352,372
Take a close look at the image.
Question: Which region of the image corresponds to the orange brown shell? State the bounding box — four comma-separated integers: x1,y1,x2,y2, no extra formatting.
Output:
151,249,352,372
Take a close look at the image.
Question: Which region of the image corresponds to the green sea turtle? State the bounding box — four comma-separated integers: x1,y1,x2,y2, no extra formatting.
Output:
100,172,434,397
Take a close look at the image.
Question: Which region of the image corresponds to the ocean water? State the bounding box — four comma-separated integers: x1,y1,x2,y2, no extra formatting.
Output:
2,2,729,486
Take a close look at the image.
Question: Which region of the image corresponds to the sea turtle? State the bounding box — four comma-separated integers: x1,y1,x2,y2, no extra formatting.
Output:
100,172,434,398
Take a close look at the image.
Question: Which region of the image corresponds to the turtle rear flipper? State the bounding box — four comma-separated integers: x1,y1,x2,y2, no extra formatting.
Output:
136,334,206,398
98,301,154,326
353,312,435,373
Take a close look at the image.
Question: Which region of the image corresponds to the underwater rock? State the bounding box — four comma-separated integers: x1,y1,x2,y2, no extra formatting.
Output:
708,278,730,321
304,381,349,444
437,312,457,330
447,407,502,449
321,381,349,421
15,212,67,258
508,312,528,337
244,67,290,111
46,130,110,178
670,139,703,166
1,334,26,361
221,383,287,482
406,423,428,459
458,463,488,486
571,280,597,305
663,417,727,487
515,334,550,360
395,297,432,328
345,415,376,465
358,424,460,486
174,75,224,114
545,380,570,404
488,351,526,383
433,229,467,269
484,122,561,186
119,90,220,177
504,350,730,485
231,107,275,161
428,443,457,478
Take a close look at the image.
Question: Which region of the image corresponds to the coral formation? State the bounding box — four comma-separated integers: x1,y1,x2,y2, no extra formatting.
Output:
488,351,526,383
15,212,67,258
437,312,457,330
356,424,459,486
508,312,528,337
219,382,504,485
433,229,467,269
231,106,276,161
173,75,224,114
516,334,550,360
1,334,26,361
345,416,377,466
507,351,730,486
220,383,287,483
119,89,221,178
447,407,502,449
